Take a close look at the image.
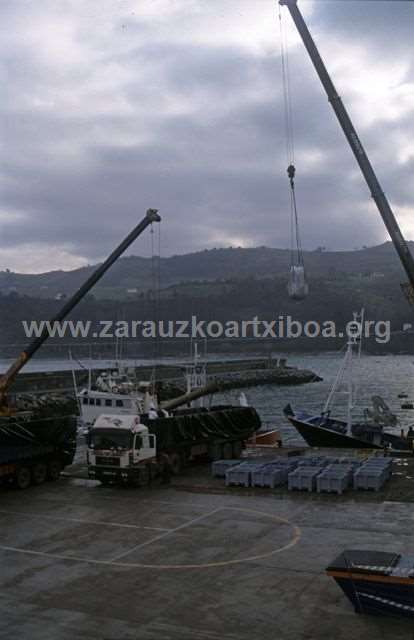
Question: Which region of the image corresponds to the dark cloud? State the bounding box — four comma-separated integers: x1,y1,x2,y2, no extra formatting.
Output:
313,0,414,47
0,0,413,272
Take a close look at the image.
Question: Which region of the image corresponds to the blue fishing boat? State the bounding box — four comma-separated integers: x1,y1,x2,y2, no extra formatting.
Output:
327,550,414,618
284,311,411,452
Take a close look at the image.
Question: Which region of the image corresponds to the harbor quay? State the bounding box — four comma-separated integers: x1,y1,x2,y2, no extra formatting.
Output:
0,462,413,640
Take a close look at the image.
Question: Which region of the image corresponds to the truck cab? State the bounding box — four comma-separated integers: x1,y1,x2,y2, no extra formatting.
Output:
87,414,156,485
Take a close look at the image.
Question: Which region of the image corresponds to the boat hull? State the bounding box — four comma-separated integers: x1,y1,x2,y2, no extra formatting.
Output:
287,415,382,449
333,576,414,618
327,550,414,619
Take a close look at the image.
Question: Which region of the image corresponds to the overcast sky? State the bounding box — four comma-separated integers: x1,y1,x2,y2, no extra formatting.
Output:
1,0,414,273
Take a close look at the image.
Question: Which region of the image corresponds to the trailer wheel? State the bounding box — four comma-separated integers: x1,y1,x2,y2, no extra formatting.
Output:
47,459,61,482
232,440,243,459
208,442,223,461
15,466,31,490
222,442,233,460
169,453,182,475
32,462,47,485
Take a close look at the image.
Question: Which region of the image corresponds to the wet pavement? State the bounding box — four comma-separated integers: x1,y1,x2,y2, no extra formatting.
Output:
1,469,414,639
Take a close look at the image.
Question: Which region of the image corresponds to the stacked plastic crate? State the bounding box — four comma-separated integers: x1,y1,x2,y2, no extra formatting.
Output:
288,465,326,492
353,457,393,491
225,460,267,487
316,463,355,495
298,456,336,467
213,454,393,493
211,459,243,478
251,458,300,488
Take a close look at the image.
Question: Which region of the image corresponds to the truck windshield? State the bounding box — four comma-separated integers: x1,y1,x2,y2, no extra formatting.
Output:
89,429,131,450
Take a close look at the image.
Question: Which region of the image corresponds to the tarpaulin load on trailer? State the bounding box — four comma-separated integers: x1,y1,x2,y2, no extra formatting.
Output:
0,396,77,467
146,406,261,451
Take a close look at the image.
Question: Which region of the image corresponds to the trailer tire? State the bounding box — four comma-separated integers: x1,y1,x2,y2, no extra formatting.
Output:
47,459,61,482
15,466,31,490
222,442,233,460
169,453,182,475
32,462,47,485
232,440,243,459
209,442,223,461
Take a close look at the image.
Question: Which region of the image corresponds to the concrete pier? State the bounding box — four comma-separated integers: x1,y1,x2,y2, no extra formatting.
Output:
11,357,321,396
0,460,413,639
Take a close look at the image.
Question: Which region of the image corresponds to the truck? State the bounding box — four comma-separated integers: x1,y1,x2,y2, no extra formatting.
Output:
0,209,161,489
0,396,77,490
87,404,261,486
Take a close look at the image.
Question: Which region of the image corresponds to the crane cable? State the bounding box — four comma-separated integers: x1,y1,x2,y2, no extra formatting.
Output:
278,5,304,269
288,164,304,266
279,4,294,166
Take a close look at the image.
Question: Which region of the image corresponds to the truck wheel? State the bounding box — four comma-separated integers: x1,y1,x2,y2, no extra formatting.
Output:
15,466,31,490
138,466,150,487
99,477,113,486
181,448,191,466
47,459,61,482
169,453,182,475
32,462,48,485
128,467,149,488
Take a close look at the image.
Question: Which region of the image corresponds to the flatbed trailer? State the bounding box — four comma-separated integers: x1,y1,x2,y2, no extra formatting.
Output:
0,412,77,490
87,405,261,486
0,444,64,489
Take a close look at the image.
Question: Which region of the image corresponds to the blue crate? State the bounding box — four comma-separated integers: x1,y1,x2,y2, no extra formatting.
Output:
251,464,289,488
288,466,325,492
316,464,354,495
211,459,242,478
353,464,389,491
225,463,266,487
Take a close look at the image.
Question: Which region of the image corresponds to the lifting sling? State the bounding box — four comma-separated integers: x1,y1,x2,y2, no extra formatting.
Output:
287,164,308,300
279,4,309,301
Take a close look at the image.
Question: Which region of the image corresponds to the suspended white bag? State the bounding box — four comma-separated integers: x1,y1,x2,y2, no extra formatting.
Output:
287,265,309,301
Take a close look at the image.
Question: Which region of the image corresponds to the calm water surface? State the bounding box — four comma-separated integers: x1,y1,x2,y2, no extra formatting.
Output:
217,353,414,446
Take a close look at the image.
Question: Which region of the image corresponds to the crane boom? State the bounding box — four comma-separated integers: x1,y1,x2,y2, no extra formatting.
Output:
0,208,161,405
279,0,414,294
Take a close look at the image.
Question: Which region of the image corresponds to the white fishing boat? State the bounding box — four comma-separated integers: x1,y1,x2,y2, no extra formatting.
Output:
74,342,210,426
74,364,159,426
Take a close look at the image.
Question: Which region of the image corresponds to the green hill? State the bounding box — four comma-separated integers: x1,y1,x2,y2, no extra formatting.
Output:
0,242,408,300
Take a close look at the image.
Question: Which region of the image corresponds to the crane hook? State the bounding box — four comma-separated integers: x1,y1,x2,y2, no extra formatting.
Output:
287,164,296,189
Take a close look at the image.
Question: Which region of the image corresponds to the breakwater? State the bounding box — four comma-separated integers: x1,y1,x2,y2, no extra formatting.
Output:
11,357,322,398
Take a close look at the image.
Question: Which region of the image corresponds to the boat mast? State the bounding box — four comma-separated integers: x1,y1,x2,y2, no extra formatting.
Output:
323,310,364,435
323,347,349,415
279,0,414,303
185,342,207,407
346,337,353,435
